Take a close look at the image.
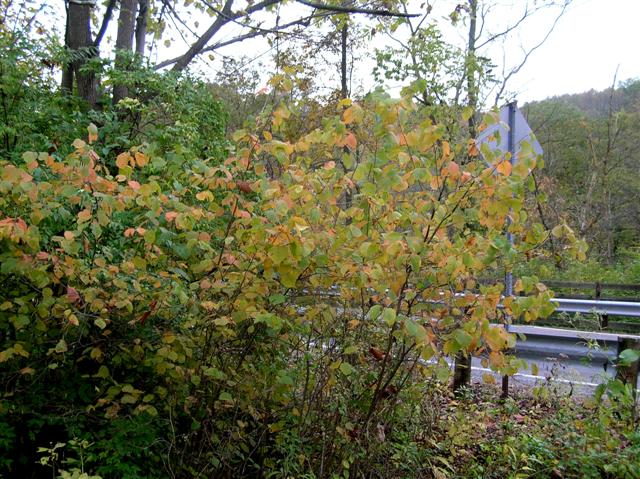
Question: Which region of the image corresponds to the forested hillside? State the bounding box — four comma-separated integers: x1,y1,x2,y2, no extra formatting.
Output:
1,1,639,478
523,80,640,278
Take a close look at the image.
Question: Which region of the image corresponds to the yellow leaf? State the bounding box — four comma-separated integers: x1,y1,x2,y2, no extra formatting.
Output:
531,362,539,376
482,373,496,385
263,130,272,141
196,191,214,202
87,123,98,144
343,106,355,124
442,141,451,158
485,326,509,351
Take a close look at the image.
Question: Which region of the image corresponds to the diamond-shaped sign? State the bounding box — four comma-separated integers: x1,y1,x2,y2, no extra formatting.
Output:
476,103,543,161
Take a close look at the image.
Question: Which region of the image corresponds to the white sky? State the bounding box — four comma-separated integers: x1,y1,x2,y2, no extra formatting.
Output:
366,0,640,103
501,0,640,101
177,0,640,103
46,0,640,103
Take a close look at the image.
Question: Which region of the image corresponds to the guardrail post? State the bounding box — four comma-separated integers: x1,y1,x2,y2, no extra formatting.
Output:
595,282,609,329
616,337,640,390
452,353,471,394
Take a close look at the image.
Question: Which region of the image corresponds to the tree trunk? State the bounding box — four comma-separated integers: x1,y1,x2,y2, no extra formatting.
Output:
466,0,478,137
452,352,471,394
113,0,138,105
61,5,73,93
340,21,348,99
172,0,236,72
135,0,149,57
65,0,99,107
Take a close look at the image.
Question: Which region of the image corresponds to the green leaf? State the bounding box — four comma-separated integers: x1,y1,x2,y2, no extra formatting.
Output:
204,367,226,380
278,265,300,288
219,392,233,402
339,362,355,376
367,305,382,320
270,245,290,265
54,339,68,354
405,318,426,342
382,307,396,326
453,330,472,349
268,294,286,305
278,374,294,385
94,365,110,379
618,348,640,366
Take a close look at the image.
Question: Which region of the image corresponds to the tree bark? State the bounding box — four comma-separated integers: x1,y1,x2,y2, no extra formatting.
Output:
452,352,471,393
340,21,348,99
466,0,478,137
135,0,149,57
61,4,73,94
171,0,282,72
113,0,138,105
172,0,237,72
65,0,99,107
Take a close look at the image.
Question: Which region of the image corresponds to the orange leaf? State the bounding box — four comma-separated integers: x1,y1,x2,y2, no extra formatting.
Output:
165,212,178,222
467,139,479,157
77,209,91,222
447,161,460,178
237,181,253,193
344,132,357,151
116,152,131,169
124,228,135,237
323,161,336,170
135,152,148,167
128,180,141,190
496,160,512,176
67,286,81,303
343,106,355,124
369,347,385,361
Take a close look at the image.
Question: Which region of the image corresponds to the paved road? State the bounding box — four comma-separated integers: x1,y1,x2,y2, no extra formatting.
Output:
469,332,632,395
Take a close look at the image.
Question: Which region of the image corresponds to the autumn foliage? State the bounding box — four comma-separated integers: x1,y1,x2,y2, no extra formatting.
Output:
0,91,583,477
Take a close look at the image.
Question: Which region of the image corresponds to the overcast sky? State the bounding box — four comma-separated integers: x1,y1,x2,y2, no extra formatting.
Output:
372,0,640,103
501,0,640,101
84,0,640,104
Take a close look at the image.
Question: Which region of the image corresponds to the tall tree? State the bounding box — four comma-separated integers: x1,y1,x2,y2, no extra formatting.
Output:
113,0,138,104
61,0,99,106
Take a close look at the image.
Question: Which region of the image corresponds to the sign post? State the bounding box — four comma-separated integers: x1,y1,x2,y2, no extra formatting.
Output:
476,102,543,398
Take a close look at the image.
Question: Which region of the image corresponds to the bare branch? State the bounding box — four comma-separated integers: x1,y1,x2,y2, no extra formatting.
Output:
155,13,326,70
493,1,569,105
295,0,419,17
475,4,529,50
171,0,287,72
92,0,116,48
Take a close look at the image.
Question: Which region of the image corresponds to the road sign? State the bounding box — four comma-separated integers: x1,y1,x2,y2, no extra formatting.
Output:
476,102,543,161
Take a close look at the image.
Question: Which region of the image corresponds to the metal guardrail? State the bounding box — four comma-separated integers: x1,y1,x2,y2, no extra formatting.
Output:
553,298,640,317
543,280,640,292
